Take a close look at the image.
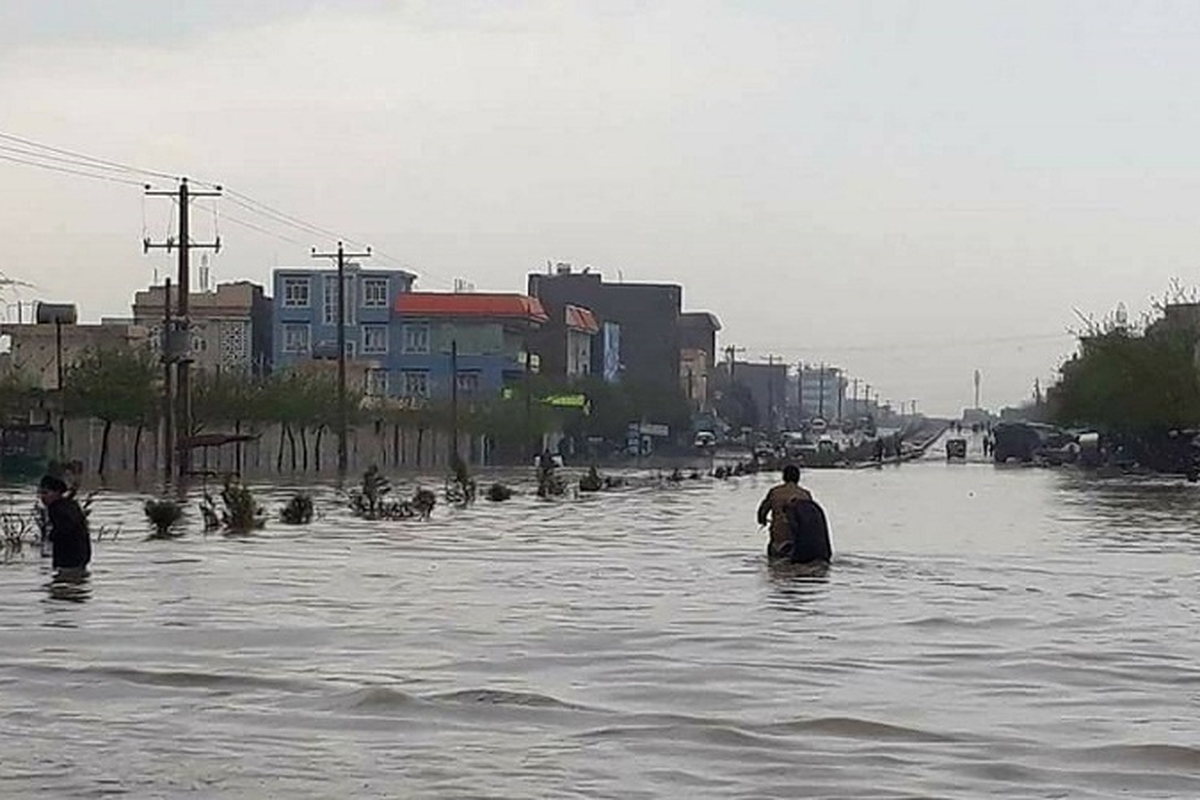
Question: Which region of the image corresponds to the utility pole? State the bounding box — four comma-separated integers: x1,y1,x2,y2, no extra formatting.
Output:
162,278,173,485
144,177,222,481
766,355,777,433
797,362,804,422
817,362,826,420
450,339,459,466
723,345,746,381
836,370,843,421
312,241,372,477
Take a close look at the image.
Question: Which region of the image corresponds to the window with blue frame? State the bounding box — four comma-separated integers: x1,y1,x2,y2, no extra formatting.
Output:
362,277,389,308
402,323,430,354
402,371,430,398
323,275,355,325
282,323,310,353
282,277,311,308
361,324,388,354
366,368,388,396
456,371,480,395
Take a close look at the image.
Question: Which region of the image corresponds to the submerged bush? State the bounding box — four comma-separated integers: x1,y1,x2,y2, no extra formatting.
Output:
143,498,184,538
280,493,315,525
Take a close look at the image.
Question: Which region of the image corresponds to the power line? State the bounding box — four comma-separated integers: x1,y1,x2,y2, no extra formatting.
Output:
0,130,176,180
1,130,455,288
219,212,304,245
0,151,145,186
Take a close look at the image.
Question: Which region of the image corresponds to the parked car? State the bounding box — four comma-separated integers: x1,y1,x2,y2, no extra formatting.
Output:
693,431,718,449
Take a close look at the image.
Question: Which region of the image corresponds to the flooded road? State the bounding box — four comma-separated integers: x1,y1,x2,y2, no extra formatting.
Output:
2,461,1200,798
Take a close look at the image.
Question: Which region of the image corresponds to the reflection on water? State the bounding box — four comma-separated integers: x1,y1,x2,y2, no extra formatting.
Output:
44,570,91,604
0,464,1199,797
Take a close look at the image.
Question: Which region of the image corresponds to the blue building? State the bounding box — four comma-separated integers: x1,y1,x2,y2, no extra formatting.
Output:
390,292,548,400
272,265,416,384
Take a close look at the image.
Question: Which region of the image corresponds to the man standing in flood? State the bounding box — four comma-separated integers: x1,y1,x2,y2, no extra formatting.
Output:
38,475,90,577
756,464,812,558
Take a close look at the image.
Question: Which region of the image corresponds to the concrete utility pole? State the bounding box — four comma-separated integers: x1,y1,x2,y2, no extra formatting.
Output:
723,345,746,381
144,177,222,481
312,241,371,477
817,362,826,420
766,355,777,432
797,362,804,421
836,371,843,420
162,278,173,485
450,339,459,466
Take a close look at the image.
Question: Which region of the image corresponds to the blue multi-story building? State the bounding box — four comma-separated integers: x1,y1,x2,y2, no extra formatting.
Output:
390,292,548,400
272,265,417,383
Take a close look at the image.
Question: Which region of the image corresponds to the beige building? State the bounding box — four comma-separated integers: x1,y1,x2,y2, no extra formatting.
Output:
0,321,151,390
132,281,272,376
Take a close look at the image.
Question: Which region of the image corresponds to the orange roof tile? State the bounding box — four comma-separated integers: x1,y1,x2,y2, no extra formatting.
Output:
395,292,549,323
565,304,600,334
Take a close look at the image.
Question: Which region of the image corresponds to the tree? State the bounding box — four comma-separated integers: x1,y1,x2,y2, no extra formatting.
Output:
1049,311,1200,434
62,348,158,477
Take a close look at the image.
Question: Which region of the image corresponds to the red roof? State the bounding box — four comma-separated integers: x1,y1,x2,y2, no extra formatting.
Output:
395,293,549,323
565,304,600,334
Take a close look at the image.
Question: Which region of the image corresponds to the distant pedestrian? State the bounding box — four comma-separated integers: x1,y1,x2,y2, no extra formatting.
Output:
38,475,90,578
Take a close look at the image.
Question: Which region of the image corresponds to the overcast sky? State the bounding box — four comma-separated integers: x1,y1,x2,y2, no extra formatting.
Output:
2,0,1199,414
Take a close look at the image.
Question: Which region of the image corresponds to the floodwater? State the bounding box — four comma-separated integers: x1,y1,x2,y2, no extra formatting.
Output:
3,449,1200,798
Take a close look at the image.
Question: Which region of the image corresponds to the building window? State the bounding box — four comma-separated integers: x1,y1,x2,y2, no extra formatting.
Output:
282,277,310,308
366,368,388,397
361,324,388,354
402,371,429,398
456,371,480,395
402,323,429,354
323,275,355,326
282,324,310,354
362,277,388,308
345,339,356,359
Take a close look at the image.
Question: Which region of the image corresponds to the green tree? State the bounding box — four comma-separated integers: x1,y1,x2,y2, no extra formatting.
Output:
63,348,159,477
1049,315,1200,434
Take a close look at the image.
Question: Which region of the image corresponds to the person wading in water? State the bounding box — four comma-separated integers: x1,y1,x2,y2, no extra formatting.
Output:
756,464,812,559
38,475,91,579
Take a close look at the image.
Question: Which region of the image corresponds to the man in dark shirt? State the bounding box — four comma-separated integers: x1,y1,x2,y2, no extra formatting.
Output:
38,475,91,575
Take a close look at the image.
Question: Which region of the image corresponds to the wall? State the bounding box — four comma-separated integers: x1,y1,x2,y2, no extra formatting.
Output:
44,416,498,485
0,323,151,390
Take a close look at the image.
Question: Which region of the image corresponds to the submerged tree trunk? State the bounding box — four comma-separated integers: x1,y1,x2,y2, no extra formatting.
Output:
300,426,310,472
314,426,325,472
97,419,113,479
277,423,287,473
416,427,424,467
133,423,144,477
392,423,400,467
286,425,298,471
234,419,243,476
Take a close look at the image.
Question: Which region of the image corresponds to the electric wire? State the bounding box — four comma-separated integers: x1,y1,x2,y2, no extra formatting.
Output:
0,151,145,186
0,130,176,180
